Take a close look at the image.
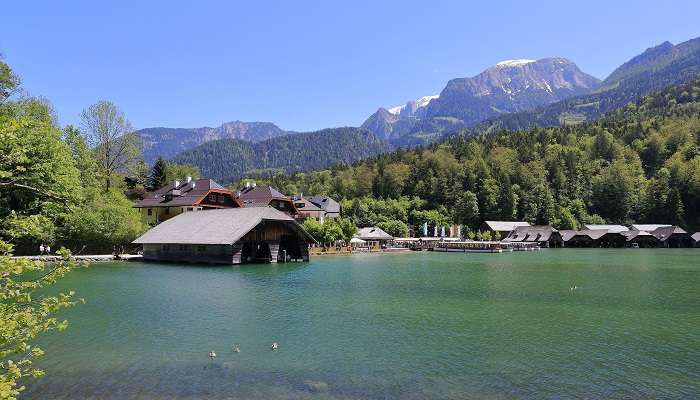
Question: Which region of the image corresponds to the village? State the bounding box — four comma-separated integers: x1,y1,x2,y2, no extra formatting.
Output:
129,176,700,264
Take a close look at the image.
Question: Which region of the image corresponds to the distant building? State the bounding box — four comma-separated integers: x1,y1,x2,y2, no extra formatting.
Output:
480,221,531,240
355,227,394,247
132,208,315,264
291,196,326,221
651,226,693,247
134,177,241,225
692,232,700,247
307,196,341,219
630,224,672,232
560,229,626,247
503,225,563,247
583,224,629,233
621,230,659,248
237,184,298,216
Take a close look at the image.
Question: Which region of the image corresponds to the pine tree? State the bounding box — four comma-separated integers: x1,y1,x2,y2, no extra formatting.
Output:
148,157,168,190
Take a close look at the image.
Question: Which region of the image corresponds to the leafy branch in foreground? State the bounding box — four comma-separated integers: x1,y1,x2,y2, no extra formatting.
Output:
0,242,83,400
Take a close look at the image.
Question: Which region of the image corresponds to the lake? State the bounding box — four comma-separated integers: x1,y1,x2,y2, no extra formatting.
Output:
24,249,700,399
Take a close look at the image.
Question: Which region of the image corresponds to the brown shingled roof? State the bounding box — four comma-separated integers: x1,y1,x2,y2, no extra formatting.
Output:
135,179,239,208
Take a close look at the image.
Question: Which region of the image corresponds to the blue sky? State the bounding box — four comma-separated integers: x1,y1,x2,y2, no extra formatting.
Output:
1,0,699,131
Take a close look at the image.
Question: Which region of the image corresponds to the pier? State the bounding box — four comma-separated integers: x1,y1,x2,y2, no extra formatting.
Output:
410,240,540,253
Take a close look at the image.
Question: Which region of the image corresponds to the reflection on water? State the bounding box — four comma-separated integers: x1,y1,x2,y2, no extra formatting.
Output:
23,250,700,399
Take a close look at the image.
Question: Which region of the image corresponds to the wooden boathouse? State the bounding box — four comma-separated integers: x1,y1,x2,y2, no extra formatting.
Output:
132,207,316,264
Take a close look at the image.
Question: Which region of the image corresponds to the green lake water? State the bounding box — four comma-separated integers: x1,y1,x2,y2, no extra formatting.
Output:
24,249,700,399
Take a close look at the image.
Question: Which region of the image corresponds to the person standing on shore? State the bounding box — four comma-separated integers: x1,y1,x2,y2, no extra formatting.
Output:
46,245,51,255
39,243,45,255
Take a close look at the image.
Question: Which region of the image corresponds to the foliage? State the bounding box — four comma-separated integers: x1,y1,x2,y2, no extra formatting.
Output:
147,157,168,190
0,242,81,400
266,78,700,231
302,218,357,244
80,101,142,191
172,128,391,184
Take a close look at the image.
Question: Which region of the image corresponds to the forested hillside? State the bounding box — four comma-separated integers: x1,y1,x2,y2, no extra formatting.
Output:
171,127,391,183
240,78,700,234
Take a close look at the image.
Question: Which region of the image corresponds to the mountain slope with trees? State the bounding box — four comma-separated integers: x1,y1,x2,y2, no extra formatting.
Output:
171,127,391,183
243,77,700,233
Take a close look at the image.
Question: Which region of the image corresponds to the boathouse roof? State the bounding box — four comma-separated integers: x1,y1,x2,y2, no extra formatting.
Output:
503,225,558,242
651,226,687,241
583,224,629,233
692,232,700,242
482,221,531,232
133,207,315,245
630,224,672,232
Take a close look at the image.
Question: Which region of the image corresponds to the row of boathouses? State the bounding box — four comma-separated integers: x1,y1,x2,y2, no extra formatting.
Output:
502,223,696,248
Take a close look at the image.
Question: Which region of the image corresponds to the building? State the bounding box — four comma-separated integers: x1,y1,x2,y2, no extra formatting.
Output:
503,225,563,247
307,196,341,219
134,178,241,225
630,224,672,232
291,196,326,221
651,226,693,247
692,232,700,247
560,229,627,247
355,227,394,247
237,184,298,216
621,230,659,247
480,221,531,240
583,224,629,233
132,207,316,264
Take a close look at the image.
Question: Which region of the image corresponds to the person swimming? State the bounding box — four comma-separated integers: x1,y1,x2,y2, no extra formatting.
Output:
271,342,278,350
233,344,240,353
209,350,216,358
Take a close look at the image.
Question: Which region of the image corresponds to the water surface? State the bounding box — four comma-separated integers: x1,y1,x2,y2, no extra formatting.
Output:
25,250,700,399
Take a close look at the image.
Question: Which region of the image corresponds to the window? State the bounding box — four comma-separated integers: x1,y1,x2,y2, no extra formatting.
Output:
162,244,170,251
197,245,206,252
187,207,193,211
164,208,169,215
296,203,305,208
179,244,188,251
278,202,285,209
147,208,152,216
218,195,225,203
209,194,217,202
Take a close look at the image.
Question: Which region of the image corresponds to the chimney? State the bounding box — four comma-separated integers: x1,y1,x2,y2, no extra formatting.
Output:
186,175,192,183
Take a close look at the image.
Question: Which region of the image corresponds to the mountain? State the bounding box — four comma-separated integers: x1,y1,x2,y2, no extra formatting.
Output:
136,121,294,163
362,57,600,145
171,127,390,183
469,36,700,134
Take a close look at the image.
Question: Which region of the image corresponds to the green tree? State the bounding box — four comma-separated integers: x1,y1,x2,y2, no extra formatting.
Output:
453,190,480,228
0,241,81,400
148,157,168,190
80,101,142,191
377,219,409,237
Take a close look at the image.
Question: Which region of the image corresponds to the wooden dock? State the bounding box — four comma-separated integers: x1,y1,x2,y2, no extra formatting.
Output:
410,240,540,253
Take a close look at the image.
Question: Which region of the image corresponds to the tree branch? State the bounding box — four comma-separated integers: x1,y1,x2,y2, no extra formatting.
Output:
0,181,68,203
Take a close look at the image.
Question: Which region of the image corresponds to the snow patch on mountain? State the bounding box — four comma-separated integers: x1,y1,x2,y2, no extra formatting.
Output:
494,59,536,68
388,95,439,115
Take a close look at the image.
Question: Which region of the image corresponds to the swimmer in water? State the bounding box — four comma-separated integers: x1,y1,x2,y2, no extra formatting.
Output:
209,350,216,358
271,342,278,350
233,344,240,353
